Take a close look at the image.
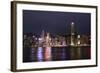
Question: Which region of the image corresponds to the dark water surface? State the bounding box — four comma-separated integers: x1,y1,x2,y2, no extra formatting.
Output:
23,46,91,62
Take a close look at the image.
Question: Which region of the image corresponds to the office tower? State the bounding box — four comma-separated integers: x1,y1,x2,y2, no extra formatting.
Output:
41,30,45,41
70,22,75,46
77,35,81,45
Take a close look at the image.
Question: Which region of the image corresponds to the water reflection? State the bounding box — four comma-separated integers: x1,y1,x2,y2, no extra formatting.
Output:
44,47,52,61
23,46,90,62
61,48,66,60
37,47,43,62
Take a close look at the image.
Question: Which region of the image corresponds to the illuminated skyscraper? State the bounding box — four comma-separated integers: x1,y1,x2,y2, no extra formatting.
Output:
70,22,75,46
41,30,45,41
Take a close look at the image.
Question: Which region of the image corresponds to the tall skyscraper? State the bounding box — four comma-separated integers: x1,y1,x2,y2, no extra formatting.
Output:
70,22,75,46
41,30,45,39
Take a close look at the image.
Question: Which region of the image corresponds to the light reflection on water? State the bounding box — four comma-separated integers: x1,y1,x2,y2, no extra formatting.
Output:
23,46,91,62
37,47,43,62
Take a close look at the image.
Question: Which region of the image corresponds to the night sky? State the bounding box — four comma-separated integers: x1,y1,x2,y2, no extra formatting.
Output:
23,10,91,36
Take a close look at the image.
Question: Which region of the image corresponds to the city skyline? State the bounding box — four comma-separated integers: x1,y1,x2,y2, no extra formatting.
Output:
23,10,91,62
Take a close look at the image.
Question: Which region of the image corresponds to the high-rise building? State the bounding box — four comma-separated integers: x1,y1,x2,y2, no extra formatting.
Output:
70,22,76,46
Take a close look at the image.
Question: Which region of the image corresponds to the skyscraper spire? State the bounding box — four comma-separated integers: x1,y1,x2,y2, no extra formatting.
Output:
71,22,75,35
41,30,45,38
